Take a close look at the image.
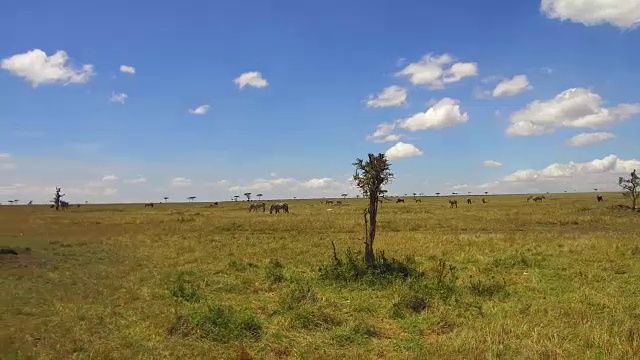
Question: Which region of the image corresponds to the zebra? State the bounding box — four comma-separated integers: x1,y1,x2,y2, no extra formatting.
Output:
596,195,604,202
60,200,70,210
336,200,343,206
396,198,405,203
249,202,266,212
270,202,289,214
325,200,334,205
145,202,154,208
449,200,458,208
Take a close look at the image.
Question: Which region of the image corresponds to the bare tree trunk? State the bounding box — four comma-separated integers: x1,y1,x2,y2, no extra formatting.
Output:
364,193,378,266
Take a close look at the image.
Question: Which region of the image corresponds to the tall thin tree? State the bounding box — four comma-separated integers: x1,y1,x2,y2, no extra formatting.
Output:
352,153,393,266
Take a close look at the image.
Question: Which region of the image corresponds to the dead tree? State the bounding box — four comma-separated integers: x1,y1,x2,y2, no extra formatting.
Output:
53,187,65,211
352,153,393,267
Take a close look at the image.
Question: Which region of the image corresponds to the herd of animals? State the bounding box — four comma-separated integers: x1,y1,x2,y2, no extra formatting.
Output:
6,194,610,210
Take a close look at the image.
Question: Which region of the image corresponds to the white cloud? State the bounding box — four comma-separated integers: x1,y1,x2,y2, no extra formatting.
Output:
301,178,339,190
365,86,408,108
566,132,616,147
1,49,94,87
541,0,640,29
119,65,136,74
492,75,532,97
396,53,478,89
234,71,269,89
503,154,639,183
385,142,424,160
110,92,128,104
0,153,10,159
123,176,147,184
171,177,192,187
397,98,469,131
103,188,118,196
102,175,118,182
484,160,503,167
366,122,403,143
506,88,640,136
188,105,210,115
229,177,295,192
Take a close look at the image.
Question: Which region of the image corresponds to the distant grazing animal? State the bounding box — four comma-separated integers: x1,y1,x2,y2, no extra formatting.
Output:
249,202,266,212
482,198,487,204
449,200,458,208
415,199,421,203
270,203,289,214
467,198,472,205
336,200,343,205
145,202,154,208
50,204,55,209
396,198,405,203
60,201,70,210
532,196,546,202
596,195,604,202
325,200,334,205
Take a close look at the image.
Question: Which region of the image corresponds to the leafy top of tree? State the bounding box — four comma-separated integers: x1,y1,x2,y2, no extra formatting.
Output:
352,153,394,198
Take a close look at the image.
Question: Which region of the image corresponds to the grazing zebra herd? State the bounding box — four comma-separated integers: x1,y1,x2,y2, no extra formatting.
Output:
247,202,289,214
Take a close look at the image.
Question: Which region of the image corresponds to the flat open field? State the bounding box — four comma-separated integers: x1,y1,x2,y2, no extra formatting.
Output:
1,193,639,359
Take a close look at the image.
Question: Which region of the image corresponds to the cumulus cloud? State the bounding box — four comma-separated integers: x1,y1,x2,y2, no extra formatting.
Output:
506,88,640,136
188,105,210,115
110,92,128,104
1,49,94,87
229,178,295,192
395,53,478,89
366,122,403,143
397,98,468,131
300,178,340,190
171,177,192,187
385,142,424,160
541,0,640,29
566,132,617,147
119,65,135,74
102,175,118,182
484,160,503,167
234,71,269,89
365,86,408,108
492,75,532,97
124,176,147,184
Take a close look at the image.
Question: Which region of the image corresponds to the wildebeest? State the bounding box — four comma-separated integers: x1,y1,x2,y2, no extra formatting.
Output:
467,198,472,205
415,199,422,203
336,200,343,205
396,198,405,203
325,200,334,205
597,195,604,202
249,202,266,212
449,200,458,208
270,203,289,214
145,202,154,208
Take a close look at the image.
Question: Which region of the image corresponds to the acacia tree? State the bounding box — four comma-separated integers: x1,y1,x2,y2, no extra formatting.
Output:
256,193,263,201
53,187,65,211
341,193,348,200
352,153,393,266
484,191,489,195
187,196,196,202
233,195,239,202
244,192,252,202
164,196,169,202
619,169,639,210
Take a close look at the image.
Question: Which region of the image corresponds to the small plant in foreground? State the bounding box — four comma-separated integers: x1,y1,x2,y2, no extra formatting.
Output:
169,304,262,343
170,271,203,303
318,247,423,286
265,258,285,284
391,291,429,319
469,275,507,298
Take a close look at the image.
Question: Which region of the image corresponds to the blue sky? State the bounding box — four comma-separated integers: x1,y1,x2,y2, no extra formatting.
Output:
1,0,639,203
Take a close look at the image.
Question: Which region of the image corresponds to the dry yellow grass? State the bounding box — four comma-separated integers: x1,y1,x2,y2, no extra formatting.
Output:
1,193,639,359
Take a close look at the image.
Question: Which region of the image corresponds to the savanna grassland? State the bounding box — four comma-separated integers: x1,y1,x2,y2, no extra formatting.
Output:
1,193,640,359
